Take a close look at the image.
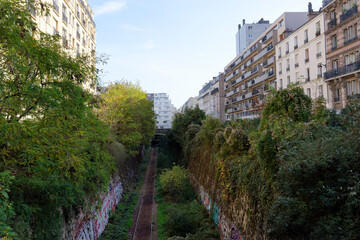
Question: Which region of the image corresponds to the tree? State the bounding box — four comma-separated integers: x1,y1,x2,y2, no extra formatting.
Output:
99,81,156,156
0,1,113,238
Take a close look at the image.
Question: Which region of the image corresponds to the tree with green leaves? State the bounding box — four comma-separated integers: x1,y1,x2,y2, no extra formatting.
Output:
99,81,156,156
0,1,114,238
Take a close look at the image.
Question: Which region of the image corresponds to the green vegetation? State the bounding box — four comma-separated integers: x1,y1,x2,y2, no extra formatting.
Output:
100,149,150,240
0,1,155,239
169,87,360,239
156,165,219,240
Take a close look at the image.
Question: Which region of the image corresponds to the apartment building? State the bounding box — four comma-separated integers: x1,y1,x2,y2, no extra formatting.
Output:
236,18,271,55
276,8,329,106
225,12,308,120
323,0,360,111
29,0,96,92
179,97,198,113
147,93,177,129
196,73,226,121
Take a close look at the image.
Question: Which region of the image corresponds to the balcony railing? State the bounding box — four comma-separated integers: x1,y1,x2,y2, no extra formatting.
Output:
286,50,289,54
334,97,340,102
304,38,309,44
251,67,258,74
316,52,322,58
295,63,299,68
344,36,358,45
331,45,337,51
267,44,274,51
316,30,321,37
252,89,259,96
305,58,309,63
327,18,337,30
278,54,282,59
294,44,298,49
340,5,358,23
324,60,360,80
286,67,290,72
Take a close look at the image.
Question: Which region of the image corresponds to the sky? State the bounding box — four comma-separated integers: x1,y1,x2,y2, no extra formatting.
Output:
88,0,322,108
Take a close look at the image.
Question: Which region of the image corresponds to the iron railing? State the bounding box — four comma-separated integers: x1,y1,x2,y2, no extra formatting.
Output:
344,36,358,45
324,61,360,79
328,18,337,30
340,5,358,23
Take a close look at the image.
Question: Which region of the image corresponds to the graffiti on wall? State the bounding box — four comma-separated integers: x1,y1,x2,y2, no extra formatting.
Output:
74,180,123,240
195,179,245,240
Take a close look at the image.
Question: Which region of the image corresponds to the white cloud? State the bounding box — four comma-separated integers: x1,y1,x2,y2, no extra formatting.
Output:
141,40,155,50
119,24,145,32
95,1,126,16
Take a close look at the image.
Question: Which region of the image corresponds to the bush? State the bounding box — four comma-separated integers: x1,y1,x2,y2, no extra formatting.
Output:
164,201,203,237
159,166,196,202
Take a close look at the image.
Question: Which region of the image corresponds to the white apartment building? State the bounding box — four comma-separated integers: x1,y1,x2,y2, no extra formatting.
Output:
275,10,329,106
179,97,198,113
147,93,177,129
30,0,96,92
236,18,271,55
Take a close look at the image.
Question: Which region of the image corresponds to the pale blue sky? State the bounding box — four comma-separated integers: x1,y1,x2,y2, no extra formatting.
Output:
88,0,322,108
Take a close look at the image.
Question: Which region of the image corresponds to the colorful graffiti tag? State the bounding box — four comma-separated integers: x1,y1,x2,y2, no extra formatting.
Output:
74,180,123,240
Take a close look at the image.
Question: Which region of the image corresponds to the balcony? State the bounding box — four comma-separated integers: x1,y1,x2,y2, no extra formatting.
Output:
295,63,299,68
305,58,309,63
316,52,322,58
340,5,358,23
294,44,298,49
304,38,309,44
286,66,290,72
331,45,337,51
327,18,337,30
251,67,258,74
334,97,340,102
278,54,282,59
267,44,274,51
316,30,321,37
285,50,289,55
344,36,358,45
324,60,360,80
252,89,259,96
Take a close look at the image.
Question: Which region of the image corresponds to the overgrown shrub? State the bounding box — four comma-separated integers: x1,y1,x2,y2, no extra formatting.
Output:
159,166,196,202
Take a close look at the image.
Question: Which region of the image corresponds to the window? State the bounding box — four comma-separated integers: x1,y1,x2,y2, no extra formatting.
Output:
331,35,337,50
248,34,253,38
347,82,352,96
287,76,291,87
278,47,282,58
279,79,283,89
248,26,253,30
304,29,309,43
307,88,311,97
344,29,349,42
318,64,322,77
286,59,290,71
317,42,321,53
295,72,299,82
305,48,309,62
352,80,357,94
350,53,355,64
330,11,336,20
294,36,298,47
345,55,350,65
332,60,339,70
319,85,324,97
279,19,284,27
306,68,310,82
316,21,321,36
295,54,299,65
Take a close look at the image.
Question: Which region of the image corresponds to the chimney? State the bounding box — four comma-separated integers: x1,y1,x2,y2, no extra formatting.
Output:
238,24,241,30
308,2,313,13
243,19,245,25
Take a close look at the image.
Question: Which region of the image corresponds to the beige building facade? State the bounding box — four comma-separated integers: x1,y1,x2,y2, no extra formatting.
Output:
225,12,309,120
323,0,360,111
30,0,96,92
276,11,329,106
